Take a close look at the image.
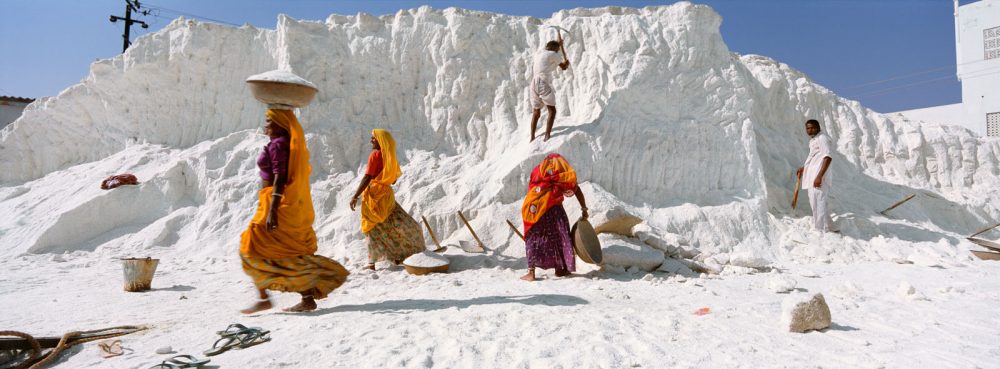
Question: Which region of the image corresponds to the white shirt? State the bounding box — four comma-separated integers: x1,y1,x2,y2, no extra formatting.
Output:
802,133,833,189
532,50,563,82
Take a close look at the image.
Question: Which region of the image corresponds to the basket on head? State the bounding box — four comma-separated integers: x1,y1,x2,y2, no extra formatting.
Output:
246,70,319,108
572,218,602,264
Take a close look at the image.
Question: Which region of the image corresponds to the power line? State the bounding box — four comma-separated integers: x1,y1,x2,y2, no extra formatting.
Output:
141,3,242,27
851,66,1000,99
842,65,954,90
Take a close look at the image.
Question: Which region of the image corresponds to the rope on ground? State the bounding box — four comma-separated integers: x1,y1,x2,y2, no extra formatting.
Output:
0,326,147,369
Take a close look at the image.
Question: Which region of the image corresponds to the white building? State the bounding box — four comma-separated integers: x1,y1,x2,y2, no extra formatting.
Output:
891,0,1000,137
0,96,34,130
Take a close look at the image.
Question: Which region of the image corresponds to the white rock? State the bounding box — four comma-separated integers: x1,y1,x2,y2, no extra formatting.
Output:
155,346,173,354
780,293,832,333
721,265,755,276
830,281,865,301
656,258,696,276
768,276,797,293
729,252,772,269
600,234,665,272
591,207,643,237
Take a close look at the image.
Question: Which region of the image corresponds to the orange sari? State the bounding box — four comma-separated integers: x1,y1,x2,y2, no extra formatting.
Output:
521,153,577,236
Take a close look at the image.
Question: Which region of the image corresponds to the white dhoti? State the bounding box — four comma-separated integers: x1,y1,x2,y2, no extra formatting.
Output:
808,187,835,232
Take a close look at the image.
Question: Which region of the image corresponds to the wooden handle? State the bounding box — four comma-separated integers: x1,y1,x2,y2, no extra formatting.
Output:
421,215,442,249
970,222,1000,238
506,219,525,241
557,29,568,63
880,193,916,215
457,211,486,250
791,175,801,209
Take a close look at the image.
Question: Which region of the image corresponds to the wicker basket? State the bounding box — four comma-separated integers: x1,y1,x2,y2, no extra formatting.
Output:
403,264,449,276
572,219,603,265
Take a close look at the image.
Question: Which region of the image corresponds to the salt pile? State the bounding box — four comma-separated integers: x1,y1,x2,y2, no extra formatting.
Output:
404,250,449,268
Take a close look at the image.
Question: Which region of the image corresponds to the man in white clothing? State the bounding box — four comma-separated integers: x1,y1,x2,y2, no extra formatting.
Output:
796,119,837,232
529,40,569,142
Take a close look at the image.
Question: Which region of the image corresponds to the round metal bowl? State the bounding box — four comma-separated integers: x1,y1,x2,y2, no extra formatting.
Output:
403,264,449,276
246,80,318,108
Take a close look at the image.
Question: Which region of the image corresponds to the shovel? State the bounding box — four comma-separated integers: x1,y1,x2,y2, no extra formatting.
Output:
506,219,525,241
791,174,801,210
457,210,486,253
547,25,570,64
421,215,446,253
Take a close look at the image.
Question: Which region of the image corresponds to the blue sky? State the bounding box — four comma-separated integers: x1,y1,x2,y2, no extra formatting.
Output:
0,0,969,113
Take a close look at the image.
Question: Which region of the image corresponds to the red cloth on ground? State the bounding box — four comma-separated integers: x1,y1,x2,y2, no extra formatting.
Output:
101,174,139,190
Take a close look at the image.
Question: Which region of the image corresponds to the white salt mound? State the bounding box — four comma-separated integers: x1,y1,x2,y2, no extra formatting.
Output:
404,251,450,268
245,70,318,89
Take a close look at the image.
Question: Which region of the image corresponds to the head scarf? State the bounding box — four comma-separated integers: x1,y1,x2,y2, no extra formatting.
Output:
521,153,577,236
360,129,402,233
240,108,317,259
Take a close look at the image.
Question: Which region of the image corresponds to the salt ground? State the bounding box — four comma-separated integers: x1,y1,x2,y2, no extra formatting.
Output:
1,2,1000,368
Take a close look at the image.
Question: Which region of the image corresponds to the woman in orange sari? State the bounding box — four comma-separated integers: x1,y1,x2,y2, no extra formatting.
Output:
520,153,588,281
239,108,349,314
349,129,425,270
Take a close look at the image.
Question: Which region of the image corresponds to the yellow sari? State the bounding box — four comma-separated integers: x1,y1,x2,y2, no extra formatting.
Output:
360,129,402,233
239,109,347,299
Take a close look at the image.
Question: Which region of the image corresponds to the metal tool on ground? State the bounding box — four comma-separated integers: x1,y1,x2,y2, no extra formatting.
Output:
879,193,916,216
506,219,525,241
457,210,486,253
791,174,801,209
421,215,446,252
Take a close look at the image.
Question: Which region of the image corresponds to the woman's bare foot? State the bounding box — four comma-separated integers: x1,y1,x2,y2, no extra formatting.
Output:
520,269,536,281
283,296,317,312
554,269,571,277
367,263,376,271
240,299,272,314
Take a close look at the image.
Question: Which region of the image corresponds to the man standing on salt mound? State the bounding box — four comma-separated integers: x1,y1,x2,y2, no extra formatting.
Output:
796,119,838,232
239,109,350,314
520,153,589,281
528,35,570,142
350,129,426,271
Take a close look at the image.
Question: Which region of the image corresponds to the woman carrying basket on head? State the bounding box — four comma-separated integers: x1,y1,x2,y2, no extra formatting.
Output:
239,108,349,314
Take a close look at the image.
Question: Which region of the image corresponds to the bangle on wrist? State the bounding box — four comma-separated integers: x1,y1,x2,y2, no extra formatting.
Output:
272,193,283,197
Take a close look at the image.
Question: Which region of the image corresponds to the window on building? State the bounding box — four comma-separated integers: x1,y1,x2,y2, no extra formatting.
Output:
988,112,1000,137
986,26,1000,60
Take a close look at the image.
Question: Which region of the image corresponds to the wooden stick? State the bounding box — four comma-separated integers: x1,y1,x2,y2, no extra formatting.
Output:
879,193,916,216
969,222,1000,238
556,29,568,63
791,175,801,209
967,237,1000,252
421,215,444,251
506,219,525,241
457,210,486,251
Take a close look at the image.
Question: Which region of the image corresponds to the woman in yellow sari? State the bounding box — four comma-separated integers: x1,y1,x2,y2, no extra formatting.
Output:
349,129,425,270
239,108,349,314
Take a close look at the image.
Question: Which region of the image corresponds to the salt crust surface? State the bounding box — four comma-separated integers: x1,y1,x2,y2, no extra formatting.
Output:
246,69,318,89
1,4,1000,367
404,250,449,268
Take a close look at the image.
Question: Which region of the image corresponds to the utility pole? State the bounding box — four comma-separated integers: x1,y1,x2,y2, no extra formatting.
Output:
110,0,150,53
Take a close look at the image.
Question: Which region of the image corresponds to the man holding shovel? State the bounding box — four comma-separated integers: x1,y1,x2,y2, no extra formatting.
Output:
529,28,570,142
796,119,837,232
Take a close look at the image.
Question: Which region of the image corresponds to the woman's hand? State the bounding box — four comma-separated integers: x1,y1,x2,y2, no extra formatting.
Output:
581,207,589,220
350,197,358,211
266,209,279,231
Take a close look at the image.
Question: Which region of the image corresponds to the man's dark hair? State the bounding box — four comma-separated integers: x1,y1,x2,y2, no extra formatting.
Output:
805,119,821,129
545,41,561,50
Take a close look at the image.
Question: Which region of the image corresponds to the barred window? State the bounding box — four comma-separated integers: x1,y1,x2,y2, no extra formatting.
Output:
986,26,1000,60
988,112,1000,137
